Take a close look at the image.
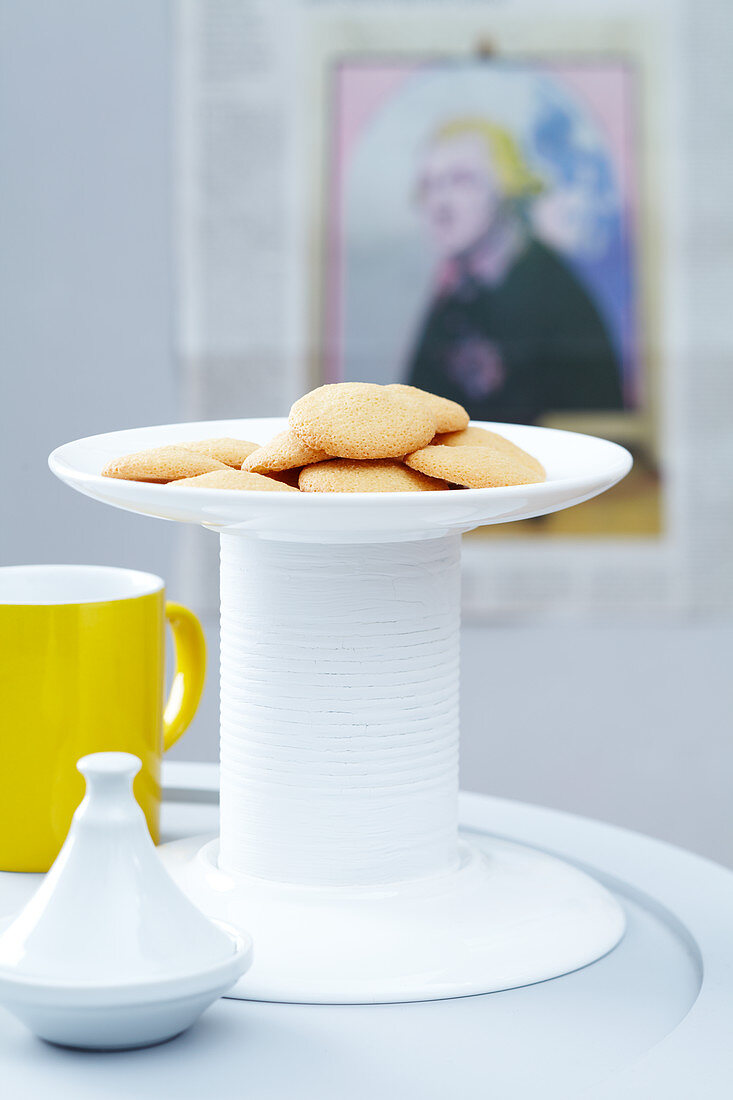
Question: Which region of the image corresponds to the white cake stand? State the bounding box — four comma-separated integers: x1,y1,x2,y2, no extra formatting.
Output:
50,418,632,1004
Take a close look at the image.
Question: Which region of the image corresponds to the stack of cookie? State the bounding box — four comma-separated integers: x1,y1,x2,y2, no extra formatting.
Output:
101,383,545,492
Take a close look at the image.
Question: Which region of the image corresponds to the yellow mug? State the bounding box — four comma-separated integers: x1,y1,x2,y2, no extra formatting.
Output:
0,565,206,872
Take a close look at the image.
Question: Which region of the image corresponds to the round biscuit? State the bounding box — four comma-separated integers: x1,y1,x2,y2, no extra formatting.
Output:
404,445,545,489
434,427,545,478
242,429,328,473
172,470,298,491
289,383,435,460
180,437,260,468
102,445,229,483
298,458,448,493
264,467,302,487
386,384,469,433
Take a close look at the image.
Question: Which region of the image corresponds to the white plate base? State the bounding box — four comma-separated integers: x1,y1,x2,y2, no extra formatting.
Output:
159,833,625,1004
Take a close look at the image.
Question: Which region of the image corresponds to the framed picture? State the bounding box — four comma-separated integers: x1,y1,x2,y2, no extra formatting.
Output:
322,56,660,540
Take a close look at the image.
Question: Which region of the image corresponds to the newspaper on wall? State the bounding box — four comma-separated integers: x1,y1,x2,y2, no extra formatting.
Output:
175,0,733,620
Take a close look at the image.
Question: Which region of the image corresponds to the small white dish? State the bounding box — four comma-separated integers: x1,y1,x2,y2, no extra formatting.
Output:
0,753,253,1049
0,930,251,1050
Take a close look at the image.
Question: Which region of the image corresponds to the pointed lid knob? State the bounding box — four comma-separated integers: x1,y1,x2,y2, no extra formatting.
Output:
0,753,238,985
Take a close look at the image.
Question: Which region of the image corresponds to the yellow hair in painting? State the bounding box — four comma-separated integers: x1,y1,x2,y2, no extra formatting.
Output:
434,117,544,198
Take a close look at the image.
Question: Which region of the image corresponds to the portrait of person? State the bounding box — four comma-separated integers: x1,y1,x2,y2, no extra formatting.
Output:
407,116,624,424
327,59,641,428
322,57,657,537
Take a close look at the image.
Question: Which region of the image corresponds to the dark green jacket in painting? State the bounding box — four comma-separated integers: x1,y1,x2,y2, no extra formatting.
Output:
407,238,624,424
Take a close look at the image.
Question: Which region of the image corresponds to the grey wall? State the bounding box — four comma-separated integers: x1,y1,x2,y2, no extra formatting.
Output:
2,1,732,867
0,0,177,580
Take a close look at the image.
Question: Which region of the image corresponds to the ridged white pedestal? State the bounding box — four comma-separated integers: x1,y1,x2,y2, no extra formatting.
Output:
160,531,624,1003
50,417,633,1004
218,534,461,887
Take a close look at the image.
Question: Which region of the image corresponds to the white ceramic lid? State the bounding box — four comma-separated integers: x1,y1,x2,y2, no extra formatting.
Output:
0,753,242,985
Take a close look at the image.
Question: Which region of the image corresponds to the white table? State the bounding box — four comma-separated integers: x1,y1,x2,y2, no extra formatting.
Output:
1,762,731,1099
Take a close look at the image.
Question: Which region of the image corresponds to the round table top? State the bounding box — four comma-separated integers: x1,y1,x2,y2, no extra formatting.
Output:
1,762,732,1100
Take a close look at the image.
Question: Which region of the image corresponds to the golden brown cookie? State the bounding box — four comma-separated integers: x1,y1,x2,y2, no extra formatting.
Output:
172,470,298,491
242,429,329,473
385,384,469,433
264,468,302,488
289,383,435,460
180,438,260,468
299,458,448,493
405,445,545,489
102,446,229,483
434,427,545,478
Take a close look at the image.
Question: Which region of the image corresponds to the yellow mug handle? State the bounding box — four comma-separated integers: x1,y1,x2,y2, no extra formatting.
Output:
163,602,206,751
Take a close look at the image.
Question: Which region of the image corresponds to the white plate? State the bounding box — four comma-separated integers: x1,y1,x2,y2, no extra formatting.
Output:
49,418,632,541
